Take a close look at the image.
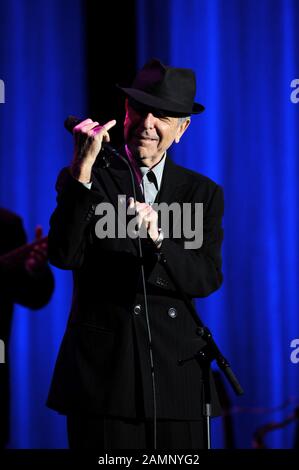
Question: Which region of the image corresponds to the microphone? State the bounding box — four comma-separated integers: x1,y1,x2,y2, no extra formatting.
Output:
64,115,121,162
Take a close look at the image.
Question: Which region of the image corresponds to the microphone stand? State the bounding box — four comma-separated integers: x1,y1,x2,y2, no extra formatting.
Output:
157,252,244,449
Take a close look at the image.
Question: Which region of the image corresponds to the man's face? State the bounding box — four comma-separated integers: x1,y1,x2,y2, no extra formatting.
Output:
124,99,190,165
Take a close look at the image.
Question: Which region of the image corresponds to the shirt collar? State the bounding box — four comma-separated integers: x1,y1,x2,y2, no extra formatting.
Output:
125,145,166,190
139,154,166,191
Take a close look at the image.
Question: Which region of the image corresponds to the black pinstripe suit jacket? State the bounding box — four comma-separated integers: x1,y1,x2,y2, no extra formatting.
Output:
47,154,224,420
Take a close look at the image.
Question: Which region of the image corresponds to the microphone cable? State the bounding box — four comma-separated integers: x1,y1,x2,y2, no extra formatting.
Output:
100,143,158,449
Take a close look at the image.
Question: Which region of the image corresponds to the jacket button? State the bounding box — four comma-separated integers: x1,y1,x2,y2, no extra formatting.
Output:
156,276,168,287
134,304,142,315
168,307,177,319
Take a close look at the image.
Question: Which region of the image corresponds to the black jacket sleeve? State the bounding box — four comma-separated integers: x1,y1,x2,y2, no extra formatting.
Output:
48,168,104,269
147,184,224,298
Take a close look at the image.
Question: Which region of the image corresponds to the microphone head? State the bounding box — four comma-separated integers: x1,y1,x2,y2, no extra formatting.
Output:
64,115,82,133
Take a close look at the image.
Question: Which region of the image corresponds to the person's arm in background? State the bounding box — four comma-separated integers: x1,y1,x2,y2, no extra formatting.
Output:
0,215,54,309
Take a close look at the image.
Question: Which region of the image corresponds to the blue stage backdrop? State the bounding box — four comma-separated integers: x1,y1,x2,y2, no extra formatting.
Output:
0,0,86,447
138,0,299,448
1,0,299,450
137,0,299,448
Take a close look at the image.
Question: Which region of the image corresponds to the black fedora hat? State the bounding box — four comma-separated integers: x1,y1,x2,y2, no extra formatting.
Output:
118,58,205,115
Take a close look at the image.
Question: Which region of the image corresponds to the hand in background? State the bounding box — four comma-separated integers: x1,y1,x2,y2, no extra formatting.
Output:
25,225,48,274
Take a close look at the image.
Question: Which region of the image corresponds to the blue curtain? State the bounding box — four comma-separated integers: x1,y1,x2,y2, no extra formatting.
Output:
137,0,299,448
0,0,86,448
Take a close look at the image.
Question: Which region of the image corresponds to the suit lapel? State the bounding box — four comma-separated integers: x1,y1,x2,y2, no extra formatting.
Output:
93,152,143,206
92,151,143,254
156,156,189,204
155,157,190,238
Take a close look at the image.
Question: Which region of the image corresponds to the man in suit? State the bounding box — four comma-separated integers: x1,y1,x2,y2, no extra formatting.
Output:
47,58,224,449
0,208,54,447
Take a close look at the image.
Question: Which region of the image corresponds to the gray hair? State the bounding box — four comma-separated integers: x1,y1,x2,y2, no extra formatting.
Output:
178,116,191,124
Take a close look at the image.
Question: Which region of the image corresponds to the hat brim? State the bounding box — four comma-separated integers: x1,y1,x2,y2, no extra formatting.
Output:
118,86,205,115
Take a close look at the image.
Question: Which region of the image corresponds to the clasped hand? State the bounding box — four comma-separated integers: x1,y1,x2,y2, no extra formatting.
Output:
128,198,159,243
